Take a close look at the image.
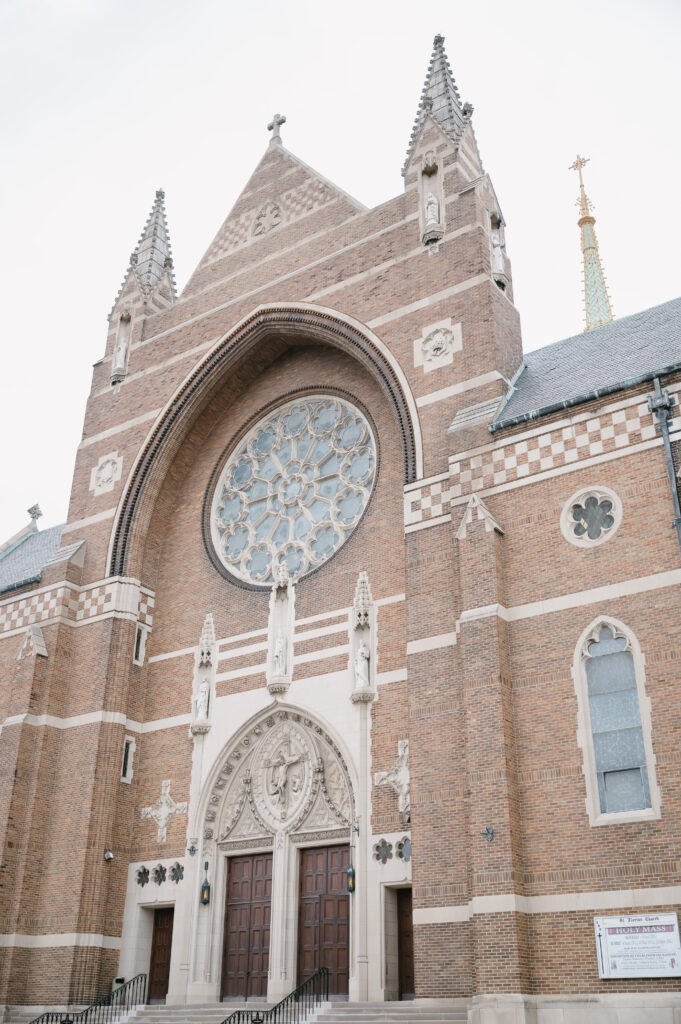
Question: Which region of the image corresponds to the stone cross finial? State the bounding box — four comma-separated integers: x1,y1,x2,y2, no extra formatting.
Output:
267,112,286,143
27,504,42,521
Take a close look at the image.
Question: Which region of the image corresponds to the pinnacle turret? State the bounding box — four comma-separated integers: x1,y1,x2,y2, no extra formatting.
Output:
569,155,613,332
403,34,472,174
131,189,176,297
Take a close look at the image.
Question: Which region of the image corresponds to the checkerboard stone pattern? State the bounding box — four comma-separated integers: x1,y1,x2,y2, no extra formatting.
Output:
138,590,155,627
206,179,337,262
0,582,156,635
0,586,79,634
405,399,674,528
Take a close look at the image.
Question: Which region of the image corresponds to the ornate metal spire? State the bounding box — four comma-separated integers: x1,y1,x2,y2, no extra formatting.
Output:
404,34,472,175
130,189,177,298
570,155,613,331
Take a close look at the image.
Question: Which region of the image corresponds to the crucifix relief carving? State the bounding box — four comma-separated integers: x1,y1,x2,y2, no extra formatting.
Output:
141,780,188,843
264,737,304,812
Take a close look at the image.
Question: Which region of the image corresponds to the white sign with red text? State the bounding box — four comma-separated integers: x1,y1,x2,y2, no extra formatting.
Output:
594,913,681,978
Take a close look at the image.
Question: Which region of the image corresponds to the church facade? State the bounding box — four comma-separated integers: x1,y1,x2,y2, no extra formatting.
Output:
1,36,680,1024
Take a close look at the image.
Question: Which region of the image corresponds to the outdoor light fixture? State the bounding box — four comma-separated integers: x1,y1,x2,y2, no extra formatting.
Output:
200,861,211,905
347,821,359,893
104,849,114,861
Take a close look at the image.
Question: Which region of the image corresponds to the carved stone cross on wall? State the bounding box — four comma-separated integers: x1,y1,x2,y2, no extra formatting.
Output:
267,112,286,142
141,780,188,843
374,740,410,814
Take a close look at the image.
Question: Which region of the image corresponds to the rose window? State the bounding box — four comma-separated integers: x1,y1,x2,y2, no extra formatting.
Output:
560,486,622,548
571,495,615,541
210,396,376,586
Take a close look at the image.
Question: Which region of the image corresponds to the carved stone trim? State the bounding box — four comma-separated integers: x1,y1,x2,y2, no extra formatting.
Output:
289,828,351,845
218,836,274,852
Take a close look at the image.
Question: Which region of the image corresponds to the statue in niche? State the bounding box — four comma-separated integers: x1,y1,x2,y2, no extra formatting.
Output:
424,192,440,226
273,632,286,676
196,677,210,721
354,640,370,689
112,312,131,375
491,220,506,275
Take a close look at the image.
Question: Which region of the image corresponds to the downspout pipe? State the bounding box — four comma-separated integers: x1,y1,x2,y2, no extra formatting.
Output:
648,377,681,552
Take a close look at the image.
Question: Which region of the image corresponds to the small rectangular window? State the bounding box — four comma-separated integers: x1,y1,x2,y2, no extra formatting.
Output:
120,736,135,783
133,624,147,665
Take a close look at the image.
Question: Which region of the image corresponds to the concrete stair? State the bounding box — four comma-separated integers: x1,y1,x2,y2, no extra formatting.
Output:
9,999,468,1024
310,1003,468,1024
124,1002,468,1024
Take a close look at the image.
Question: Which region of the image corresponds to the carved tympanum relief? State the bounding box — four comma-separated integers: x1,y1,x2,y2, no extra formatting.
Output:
202,711,353,848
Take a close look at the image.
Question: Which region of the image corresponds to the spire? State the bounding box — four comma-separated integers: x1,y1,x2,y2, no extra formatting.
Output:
404,34,471,174
569,155,613,331
131,189,176,297
108,187,175,315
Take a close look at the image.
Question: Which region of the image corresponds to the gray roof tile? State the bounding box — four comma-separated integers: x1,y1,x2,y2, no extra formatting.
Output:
0,524,65,594
493,296,681,430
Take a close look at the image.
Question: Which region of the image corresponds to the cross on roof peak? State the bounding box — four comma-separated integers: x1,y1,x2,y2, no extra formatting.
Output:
267,112,286,144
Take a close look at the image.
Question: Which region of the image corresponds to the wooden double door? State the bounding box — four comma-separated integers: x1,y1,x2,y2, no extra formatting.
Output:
297,845,350,996
221,853,272,999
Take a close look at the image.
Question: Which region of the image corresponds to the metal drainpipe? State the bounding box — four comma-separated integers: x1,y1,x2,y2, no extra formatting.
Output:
648,377,681,552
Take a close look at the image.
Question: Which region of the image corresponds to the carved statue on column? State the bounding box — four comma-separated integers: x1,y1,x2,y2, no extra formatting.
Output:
191,613,215,735
354,640,370,689
268,565,294,696
425,192,440,226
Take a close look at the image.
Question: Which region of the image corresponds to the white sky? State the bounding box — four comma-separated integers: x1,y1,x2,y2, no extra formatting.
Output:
1,0,679,542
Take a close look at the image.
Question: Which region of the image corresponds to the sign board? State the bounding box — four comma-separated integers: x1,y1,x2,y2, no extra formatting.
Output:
594,913,681,978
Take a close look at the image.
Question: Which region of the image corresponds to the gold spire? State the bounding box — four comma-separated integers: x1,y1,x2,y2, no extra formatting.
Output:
569,154,614,331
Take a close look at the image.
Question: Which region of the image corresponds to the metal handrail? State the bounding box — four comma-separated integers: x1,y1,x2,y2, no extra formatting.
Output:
28,974,147,1024
221,966,329,1024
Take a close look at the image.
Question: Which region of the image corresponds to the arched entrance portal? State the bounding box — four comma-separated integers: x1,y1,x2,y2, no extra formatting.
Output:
192,706,356,1003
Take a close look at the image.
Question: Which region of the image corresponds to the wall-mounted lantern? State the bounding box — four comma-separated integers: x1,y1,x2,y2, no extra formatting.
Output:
200,861,211,905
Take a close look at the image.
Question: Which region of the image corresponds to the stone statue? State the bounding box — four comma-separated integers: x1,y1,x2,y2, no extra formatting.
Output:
492,229,506,274
273,632,286,676
113,334,128,373
354,640,370,688
196,677,210,721
425,192,440,226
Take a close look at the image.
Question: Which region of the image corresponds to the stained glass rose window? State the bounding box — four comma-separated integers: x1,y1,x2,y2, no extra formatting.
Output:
210,396,376,586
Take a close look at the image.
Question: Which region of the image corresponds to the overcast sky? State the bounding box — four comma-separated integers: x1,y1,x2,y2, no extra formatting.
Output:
1,0,679,542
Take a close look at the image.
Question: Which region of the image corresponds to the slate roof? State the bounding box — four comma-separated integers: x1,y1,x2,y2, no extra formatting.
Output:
492,296,681,430
0,523,65,594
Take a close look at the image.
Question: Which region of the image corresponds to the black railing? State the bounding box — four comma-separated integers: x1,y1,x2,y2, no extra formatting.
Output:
28,974,147,1024
222,967,329,1024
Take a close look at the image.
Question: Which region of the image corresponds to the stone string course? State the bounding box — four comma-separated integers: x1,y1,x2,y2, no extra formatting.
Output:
0,582,155,635
405,396,679,527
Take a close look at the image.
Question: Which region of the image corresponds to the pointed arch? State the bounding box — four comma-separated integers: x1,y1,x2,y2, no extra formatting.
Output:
571,615,661,826
107,303,422,577
195,701,357,848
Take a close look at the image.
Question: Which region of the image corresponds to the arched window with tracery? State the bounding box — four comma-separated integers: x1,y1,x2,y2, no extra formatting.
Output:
573,618,661,826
